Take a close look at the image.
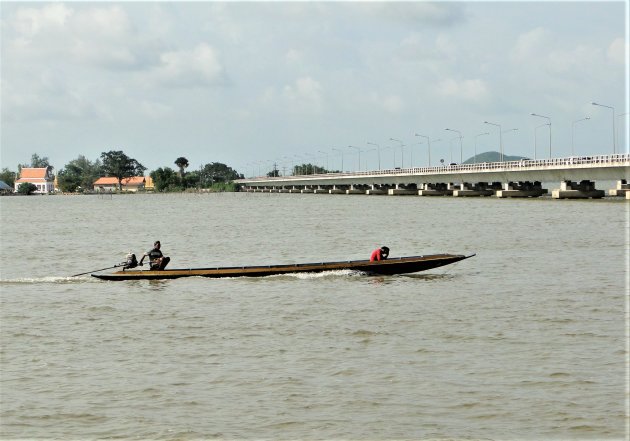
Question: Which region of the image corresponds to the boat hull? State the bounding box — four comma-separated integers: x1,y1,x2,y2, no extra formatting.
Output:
91,254,474,281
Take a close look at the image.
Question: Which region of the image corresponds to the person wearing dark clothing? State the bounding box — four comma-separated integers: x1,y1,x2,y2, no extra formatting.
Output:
139,240,170,270
370,246,390,262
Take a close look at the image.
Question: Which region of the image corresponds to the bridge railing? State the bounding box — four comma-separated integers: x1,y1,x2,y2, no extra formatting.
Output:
244,153,630,181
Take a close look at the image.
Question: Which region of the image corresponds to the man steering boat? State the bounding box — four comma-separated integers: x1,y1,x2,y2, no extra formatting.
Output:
139,240,170,270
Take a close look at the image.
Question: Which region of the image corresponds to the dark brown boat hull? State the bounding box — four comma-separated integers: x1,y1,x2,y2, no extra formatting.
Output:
91,254,474,281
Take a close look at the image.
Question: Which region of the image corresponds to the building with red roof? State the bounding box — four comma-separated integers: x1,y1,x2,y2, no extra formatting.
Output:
93,176,153,192
14,167,55,193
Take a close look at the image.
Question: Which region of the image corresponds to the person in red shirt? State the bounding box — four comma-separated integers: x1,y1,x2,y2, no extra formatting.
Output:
370,246,390,262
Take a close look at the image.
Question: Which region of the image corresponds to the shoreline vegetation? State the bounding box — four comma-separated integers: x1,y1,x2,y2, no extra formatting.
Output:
2,183,241,196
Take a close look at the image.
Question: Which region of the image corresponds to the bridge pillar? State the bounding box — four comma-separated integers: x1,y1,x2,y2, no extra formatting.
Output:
552,180,605,199
289,186,301,193
366,184,386,195
496,181,547,198
388,183,416,195
418,183,452,196
301,185,314,193
329,185,345,194
314,185,329,194
346,184,364,195
608,180,630,197
453,182,494,197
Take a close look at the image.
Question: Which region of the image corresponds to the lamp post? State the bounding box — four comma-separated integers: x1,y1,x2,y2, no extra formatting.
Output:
534,123,549,160
530,113,551,158
444,128,464,164
414,133,431,166
367,142,381,170
332,147,344,172
571,117,590,156
501,128,518,159
318,150,328,172
591,102,616,154
484,121,503,161
445,128,463,163
474,132,489,164
390,138,405,168
618,113,628,154
348,145,362,171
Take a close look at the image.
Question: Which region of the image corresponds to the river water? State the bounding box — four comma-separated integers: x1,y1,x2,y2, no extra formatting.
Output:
0,193,627,440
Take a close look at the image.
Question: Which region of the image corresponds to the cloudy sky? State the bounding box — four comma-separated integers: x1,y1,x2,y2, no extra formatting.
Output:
1,1,627,175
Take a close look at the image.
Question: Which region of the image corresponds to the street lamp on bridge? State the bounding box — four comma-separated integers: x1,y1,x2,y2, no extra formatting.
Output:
414,133,431,166
367,142,381,170
501,128,518,159
390,138,405,168
592,102,616,154
571,117,590,156
348,145,362,171
318,150,328,172
474,132,489,164
445,128,463,163
484,121,503,162
332,147,344,172
530,113,552,158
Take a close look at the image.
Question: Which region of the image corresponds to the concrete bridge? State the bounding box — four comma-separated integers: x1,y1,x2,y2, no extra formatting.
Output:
236,154,630,199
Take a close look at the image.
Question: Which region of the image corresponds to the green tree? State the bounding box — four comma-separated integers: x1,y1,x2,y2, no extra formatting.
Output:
100,150,146,190
150,167,181,192
293,163,326,175
30,153,50,168
174,157,189,179
0,168,17,187
57,164,83,192
199,162,243,187
57,155,102,192
17,183,37,195
18,153,51,173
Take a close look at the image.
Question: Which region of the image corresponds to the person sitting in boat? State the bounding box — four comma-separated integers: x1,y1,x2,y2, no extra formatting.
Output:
139,240,170,270
370,246,390,262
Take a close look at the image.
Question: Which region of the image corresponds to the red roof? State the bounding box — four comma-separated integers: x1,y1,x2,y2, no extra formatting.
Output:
15,167,53,183
94,176,146,186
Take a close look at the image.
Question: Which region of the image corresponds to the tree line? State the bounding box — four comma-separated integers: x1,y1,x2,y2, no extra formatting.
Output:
0,151,244,194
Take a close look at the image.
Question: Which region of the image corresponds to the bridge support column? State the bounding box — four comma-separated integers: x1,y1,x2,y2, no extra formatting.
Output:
552,180,604,199
329,185,345,194
314,185,329,194
346,184,364,194
366,184,386,195
388,183,416,195
301,186,314,194
289,186,301,193
453,182,494,197
418,183,452,196
496,181,547,198
608,180,630,197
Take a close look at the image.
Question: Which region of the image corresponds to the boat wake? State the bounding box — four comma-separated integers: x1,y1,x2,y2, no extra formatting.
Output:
0,276,100,285
268,269,365,280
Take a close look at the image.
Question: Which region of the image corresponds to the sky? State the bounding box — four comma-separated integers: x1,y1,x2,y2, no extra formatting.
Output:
1,1,628,176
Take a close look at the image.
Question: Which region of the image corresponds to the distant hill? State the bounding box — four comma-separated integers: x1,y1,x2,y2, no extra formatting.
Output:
462,151,528,164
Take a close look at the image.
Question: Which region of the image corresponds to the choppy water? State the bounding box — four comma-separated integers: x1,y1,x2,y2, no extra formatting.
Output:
0,193,628,440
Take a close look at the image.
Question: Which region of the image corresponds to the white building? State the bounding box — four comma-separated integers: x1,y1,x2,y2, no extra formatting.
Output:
14,167,55,193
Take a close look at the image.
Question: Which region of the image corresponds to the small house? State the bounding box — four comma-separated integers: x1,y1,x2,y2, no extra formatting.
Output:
14,167,55,193
93,176,148,192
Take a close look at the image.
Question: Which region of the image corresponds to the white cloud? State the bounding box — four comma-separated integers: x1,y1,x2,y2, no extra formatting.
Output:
607,37,626,64
8,3,139,69
510,27,549,63
437,78,488,101
282,77,324,112
152,44,225,87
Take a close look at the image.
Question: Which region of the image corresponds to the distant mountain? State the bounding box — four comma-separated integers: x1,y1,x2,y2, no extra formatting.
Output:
462,151,529,164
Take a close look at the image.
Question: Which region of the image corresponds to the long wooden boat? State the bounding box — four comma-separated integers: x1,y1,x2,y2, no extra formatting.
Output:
91,253,474,281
